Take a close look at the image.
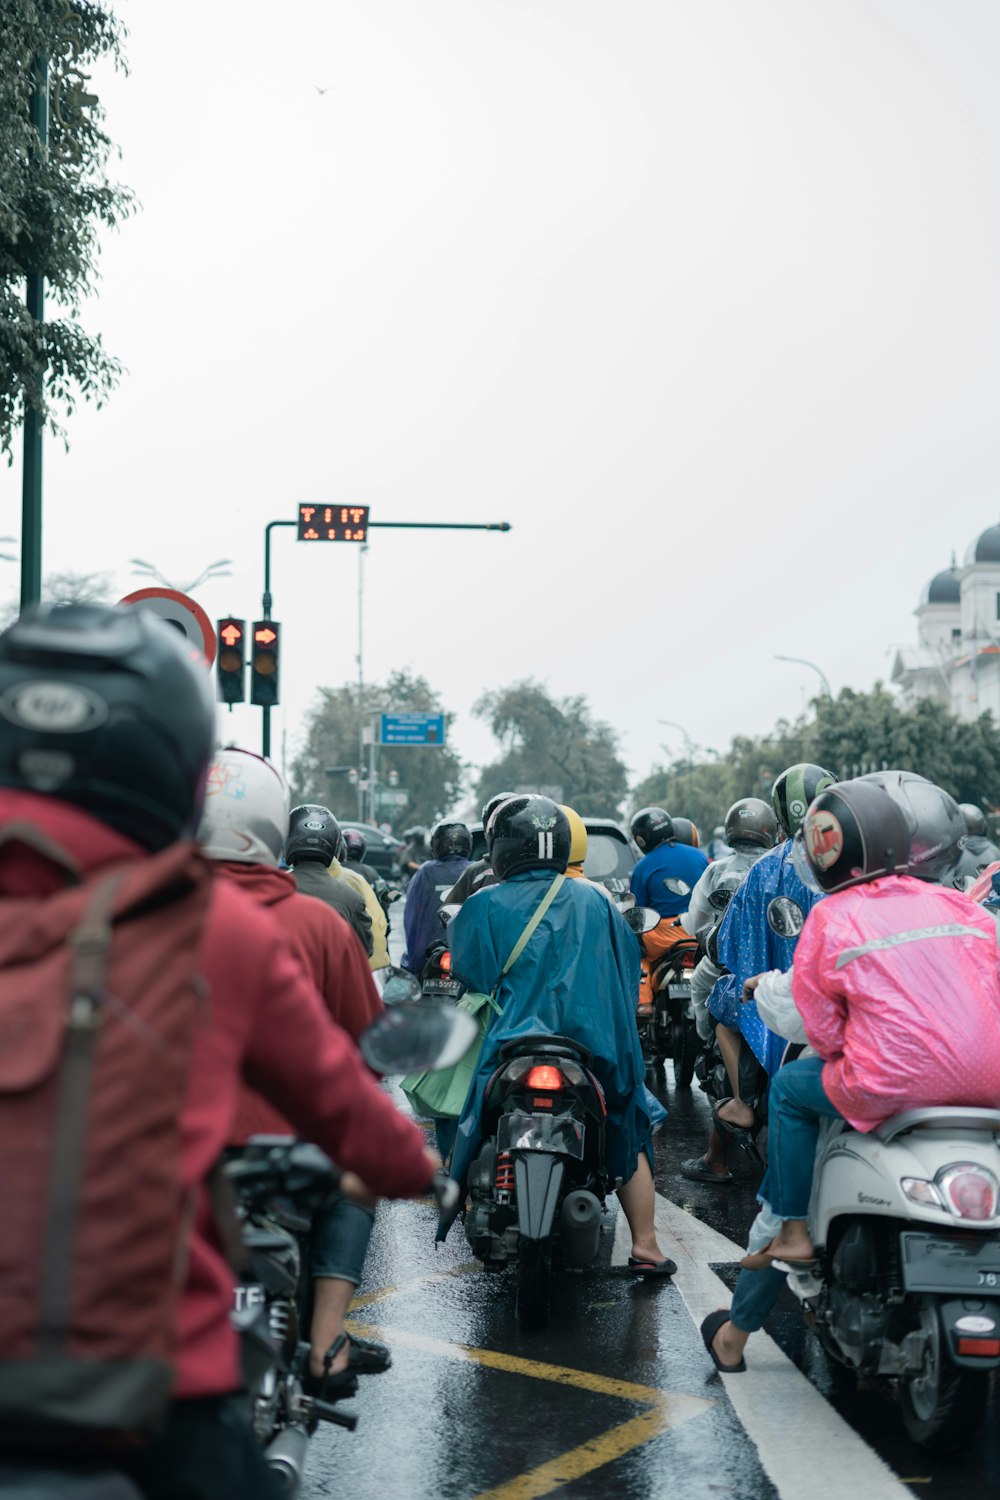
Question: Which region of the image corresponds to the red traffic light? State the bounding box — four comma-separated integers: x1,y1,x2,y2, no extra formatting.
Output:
254,626,278,646
220,622,243,648
216,618,246,705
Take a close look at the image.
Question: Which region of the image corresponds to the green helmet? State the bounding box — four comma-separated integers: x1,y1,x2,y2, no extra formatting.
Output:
771,762,838,838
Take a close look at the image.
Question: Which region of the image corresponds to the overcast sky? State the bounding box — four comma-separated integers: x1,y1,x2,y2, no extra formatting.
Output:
3,0,1000,797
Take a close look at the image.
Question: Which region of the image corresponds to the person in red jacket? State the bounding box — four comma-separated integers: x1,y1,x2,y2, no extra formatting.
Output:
199,746,390,1394
0,604,438,1500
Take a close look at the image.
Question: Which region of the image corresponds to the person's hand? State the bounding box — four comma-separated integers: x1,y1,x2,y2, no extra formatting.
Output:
340,1171,377,1208
741,973,764,1002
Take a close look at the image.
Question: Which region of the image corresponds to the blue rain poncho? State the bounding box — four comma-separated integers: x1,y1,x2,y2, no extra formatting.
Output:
447,869,655,1194
708,840,822,1074
402,853,471,972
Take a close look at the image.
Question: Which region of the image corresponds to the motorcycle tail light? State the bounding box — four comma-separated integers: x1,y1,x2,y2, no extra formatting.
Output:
901,1178,944,1209
524,1065,564,1090
439,950,452,973
937,1164,1000,1221
679,950,699,970
958,1337,1000,1357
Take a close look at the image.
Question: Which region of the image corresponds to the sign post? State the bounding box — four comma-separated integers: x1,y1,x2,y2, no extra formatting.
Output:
380,713,446,747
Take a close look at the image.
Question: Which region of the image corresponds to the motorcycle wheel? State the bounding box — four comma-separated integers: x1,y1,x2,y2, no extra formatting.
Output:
671,1018,699,1089
516,1241,551,1329
898,1300,989,1454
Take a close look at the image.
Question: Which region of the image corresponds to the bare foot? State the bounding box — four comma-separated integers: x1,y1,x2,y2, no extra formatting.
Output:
631,1238,668,1263
309,1335,350,1379
713,1320,749,1368
717,1099,755,1130
768,1223,814,1261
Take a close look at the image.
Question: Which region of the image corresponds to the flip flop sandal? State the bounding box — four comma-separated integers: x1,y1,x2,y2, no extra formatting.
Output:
628,1255,677,1278
700,1309,746,1373
680,1156,734,1185
302,1334,359,1400
347,1332,392,1374
740,1248,819,1272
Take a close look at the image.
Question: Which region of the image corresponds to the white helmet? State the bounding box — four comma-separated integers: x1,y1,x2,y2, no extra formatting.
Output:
198,748,290,867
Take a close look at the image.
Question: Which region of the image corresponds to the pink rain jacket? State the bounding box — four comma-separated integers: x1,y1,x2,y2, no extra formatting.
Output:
791,874,1000,1131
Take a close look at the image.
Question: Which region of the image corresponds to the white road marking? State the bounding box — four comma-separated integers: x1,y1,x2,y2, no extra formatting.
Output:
613,1193,907,1500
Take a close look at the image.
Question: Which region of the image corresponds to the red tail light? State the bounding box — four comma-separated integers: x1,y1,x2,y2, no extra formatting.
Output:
524,1065,564,1090
680,949,699,971
439,950,452,973
958,1337,1000,1356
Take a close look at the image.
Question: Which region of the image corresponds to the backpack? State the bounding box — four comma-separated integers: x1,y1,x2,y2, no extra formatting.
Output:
0,822,214,1447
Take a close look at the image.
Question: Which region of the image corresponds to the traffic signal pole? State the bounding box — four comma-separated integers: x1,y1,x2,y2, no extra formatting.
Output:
260,516,511,760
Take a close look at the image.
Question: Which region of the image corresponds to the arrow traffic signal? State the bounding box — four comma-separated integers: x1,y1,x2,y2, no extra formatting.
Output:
216,618,246,704
250,620,281,707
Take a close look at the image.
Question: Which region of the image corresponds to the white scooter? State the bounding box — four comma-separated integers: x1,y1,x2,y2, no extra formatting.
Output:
782,1105,1000,1453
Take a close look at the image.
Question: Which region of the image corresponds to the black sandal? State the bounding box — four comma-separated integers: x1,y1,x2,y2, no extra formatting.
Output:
347,1331,391,1374
627,1254,677,1278
700,1310,746,1373
302,1334,359,1400
680,1156,734,1185
712,1099,755,1140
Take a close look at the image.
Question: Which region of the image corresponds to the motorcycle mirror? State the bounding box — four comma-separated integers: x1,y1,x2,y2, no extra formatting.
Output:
766,896,805,938
624,905,660,935
359,1001,479,1074
708,885,737,912
617,893,636,912
438,903,461,927
381,966,423,1004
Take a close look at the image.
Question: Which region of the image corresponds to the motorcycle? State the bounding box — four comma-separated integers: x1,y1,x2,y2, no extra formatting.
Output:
228,996,468,1493
463,1035,610,1328
419,905,466,1002
781,1105,1000,1453
643,933,702,1087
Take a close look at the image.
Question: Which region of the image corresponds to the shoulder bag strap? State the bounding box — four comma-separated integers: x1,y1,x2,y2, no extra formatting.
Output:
488,873,566,1010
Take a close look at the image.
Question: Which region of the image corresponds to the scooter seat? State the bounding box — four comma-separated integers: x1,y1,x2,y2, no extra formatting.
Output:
875,1106,1000,1144
497,1035,593,1066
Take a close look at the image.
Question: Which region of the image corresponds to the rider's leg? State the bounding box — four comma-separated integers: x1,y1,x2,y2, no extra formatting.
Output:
308,1194,377,1378
618,1153,667,1262
765,1056,842,1260
715,1025,754,1129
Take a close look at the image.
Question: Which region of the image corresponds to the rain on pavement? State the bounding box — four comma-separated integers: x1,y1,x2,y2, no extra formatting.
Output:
304,937,1000,1500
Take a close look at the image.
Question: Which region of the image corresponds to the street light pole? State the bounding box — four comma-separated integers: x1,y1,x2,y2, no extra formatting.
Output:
20,53,48,610
774,654,833,700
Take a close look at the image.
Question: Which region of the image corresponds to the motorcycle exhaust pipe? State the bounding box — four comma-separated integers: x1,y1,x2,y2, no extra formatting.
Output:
265,1424,310,1493
560,1190,602,1267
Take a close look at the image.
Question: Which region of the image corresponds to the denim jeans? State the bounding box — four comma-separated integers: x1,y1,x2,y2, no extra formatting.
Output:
308,1191,375,1285
764,1054,842,1221
729,1264,787,1333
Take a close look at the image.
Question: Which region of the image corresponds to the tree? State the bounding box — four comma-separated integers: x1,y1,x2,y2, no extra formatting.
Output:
1,2,134,459
629,685,1000,834
473,680,629,817
289,669,464,831
1,565,115,626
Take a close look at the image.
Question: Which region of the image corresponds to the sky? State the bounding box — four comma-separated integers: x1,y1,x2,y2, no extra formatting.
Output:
3,0,1000,797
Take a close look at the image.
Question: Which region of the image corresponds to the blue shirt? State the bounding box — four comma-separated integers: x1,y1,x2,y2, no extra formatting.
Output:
402,855,470,972
630,841,710,918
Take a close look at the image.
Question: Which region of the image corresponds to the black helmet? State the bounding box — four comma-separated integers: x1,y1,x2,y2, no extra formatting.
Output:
725,797,778,850
795,779,910,894
630,806,674,853
861,771,966,883
959,802,988,838
430,819,472,860
287,804,341,865
672,817,700,848
342,827,367,862
490,795,570,880
0,602,215,852
481,790,518,827
771,763,838,837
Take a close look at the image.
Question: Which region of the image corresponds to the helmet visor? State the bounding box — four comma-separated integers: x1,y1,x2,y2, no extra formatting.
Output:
790,828,825,894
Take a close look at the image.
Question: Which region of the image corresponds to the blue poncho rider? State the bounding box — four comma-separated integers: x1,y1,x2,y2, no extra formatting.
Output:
402,818,472,974
445,796,676,1275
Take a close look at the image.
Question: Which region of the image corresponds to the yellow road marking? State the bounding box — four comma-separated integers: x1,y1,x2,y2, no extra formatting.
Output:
347,1321,710,1411
471,1408,672,1500
348,1259,480,1311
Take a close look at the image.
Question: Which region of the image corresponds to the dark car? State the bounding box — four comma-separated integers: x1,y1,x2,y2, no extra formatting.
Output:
469,815,637,895
340,821,405,880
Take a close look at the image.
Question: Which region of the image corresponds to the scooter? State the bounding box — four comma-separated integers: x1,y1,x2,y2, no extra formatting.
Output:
781,1105,1000,1453
464,1035,610,1328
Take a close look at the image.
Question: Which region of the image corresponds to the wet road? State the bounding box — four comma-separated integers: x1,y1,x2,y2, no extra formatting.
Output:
304,956,999,1498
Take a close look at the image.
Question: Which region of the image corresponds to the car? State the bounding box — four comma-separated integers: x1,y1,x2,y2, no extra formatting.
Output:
468,815,637,895
340,821,405,880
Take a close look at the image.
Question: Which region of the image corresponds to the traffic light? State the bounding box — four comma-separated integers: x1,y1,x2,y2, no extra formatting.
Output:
216,618,246,704
250,620,280,707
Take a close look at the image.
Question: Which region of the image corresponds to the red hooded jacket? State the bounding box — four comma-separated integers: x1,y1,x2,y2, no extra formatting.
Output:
0,791,430,1400
213,861,384,1139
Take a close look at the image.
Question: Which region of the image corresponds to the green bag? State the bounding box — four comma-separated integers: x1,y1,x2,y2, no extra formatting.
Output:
400,873,564,1122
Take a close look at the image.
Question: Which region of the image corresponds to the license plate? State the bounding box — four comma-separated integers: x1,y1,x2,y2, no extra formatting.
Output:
668,983,691,999
423,978,464,1000
497,1110,585,1160
900,1231,1000,1294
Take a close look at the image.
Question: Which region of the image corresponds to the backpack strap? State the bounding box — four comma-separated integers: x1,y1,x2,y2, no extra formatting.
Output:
0,820,84,886
37,869,128,1353
489,873,565,1006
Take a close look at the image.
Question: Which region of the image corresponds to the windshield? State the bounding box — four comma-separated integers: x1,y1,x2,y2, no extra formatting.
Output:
584,834,636,882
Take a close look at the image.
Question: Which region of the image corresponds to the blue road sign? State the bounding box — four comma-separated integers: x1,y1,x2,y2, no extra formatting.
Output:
380,712,446,746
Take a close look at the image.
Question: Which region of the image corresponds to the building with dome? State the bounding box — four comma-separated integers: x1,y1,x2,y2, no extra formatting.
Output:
892,523,1000,720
